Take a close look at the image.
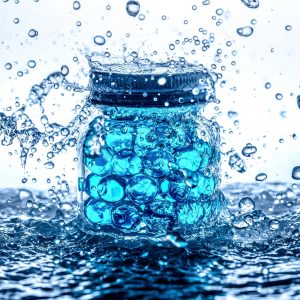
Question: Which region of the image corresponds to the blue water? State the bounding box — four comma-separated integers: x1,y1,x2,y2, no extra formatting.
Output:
0,182,300,299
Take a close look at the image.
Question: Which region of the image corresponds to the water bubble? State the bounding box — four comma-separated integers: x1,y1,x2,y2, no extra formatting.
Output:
158,77,166,86
61,65,69,76
242,143,257,157
126,0,140,17
26,200,33,208
106,31,112,38
192,5,197,11
138,14,145,21
106,4,111,10
13,18,19,24
275,93,283,100
251,19,257,25
44,161,55,169
292,166,300,180
169,44,175,50
285,25,292,31
227,149,246,173
265,82,271,89
237,26,254,37
28,29,38,37
241,0,259,9
73,1,80,10
27,60,36,68
161,15,167,20
227,111,238,118
269,219,280,230
5,63,12,70
255,173,267,182
216,8,223,15
238,197,255,213
76,21,81,27
94,35,106,46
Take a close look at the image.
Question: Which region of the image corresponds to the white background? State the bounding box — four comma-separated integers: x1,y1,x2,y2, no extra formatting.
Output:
0,0,299,189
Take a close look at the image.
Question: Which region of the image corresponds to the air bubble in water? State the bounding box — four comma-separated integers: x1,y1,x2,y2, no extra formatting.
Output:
297,95,300,109
61,65,69,76
275,93,283,100
241,0,259,9
27,60,36,68
126,0,140,17
73,1,81,10
94,35,106,46
242,143,257,157
5,63,12,70
26,200,33,208
239,197,255,213
255,173,267,182
216,8,223,15
285,25,292,31
236,26,254,37
169,44,175,50
158,77,166,86
28,29,38,37
13,18,19,24
44,161,55,169
292,166,300,180
265,82,271,89
138,14,145,21
269,219,280,230
106,31,112,38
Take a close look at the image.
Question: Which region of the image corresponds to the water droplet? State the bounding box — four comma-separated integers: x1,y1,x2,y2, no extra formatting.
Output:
169,43,175,50
242,144,257,157
255,173,267,182
269,219,280,230
239,197,255,213
285,25,292,31
158,77,166,86
5,63,12,70
237,26,254,37
61,65,69,76
265,82,271,89
13,18,19,24
192,5,197,11
76,21,81,27
106,31,112,37
138,14,145,21
28,29,38,37
227,111,238,118
241,0,259,9
94,35,106,46
26,200,33,208
292,166,300,180
106,4,111,10
73,1,80,10
216,8,223,15
275,93,283,100
44,161,55,169
251,19,257,25
126,0,140,17
27,60,36,68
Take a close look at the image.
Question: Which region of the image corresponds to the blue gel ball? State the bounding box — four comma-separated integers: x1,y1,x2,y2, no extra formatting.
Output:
127,175,157,203
84,148,112,176
111,204,140,229
85,174,125,202
134,124,157,155
84,198,112,224
150,196,175,217
189,175,215,199
105,123,134,153
112,150,142,176
175,147,201,172
143,150,172,178
97,175,126,202
169,181,189,201
177,202,205,225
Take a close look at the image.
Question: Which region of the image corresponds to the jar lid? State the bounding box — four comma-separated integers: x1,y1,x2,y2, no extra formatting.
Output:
88,60,217,107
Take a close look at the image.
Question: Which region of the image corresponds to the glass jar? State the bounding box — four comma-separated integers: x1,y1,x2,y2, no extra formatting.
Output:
78,61,223,240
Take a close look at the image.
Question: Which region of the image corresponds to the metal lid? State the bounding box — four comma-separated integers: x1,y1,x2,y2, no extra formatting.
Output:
88,61,216,107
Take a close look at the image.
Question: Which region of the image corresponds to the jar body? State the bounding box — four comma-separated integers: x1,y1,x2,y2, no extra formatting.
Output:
78,104,222,239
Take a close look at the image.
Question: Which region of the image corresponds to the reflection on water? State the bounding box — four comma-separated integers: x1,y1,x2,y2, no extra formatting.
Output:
0,183,299,299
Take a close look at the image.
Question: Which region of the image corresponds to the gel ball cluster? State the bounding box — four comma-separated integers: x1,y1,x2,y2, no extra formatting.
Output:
80,114,220,234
